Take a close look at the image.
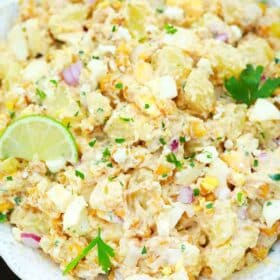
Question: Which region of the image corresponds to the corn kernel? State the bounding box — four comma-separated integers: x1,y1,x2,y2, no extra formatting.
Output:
155,164,171,176
270,22,280,37
162,266,172,276
201,176,219,193
189,120,206,138
0,201,14,212
258,3,267,13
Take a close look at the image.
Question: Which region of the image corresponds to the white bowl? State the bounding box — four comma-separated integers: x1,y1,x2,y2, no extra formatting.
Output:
0,0,280,279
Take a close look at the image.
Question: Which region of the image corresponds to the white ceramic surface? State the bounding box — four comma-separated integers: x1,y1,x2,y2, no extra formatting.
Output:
1,0,280,279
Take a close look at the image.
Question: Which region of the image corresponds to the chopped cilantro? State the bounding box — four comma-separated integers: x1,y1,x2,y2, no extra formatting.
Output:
92,56,100,60
50,79,58,87
159,137,166,145
267,201,272,206
66,122,71,129
253,159,259,167
141,246,147,255
269,174,280,181
260,132,265,139
162,173,168,178
112,25,117,32
144,104,150,109
115,82,123,89
206,203,213,209
97,107,104,113
115,138,125,144
161,121,166,129
237,192,243,204
164,23,177,34
275,57,280,64
89,139,97,147
0,213,7,223
156,7,164,13
119,117,134,122
180,244,186,252
102,147,111,161
75,170,85,180
78,50,84,55
9,111,15,119
36,88,47,101
14,196,21,206
166,153,183,169
193,188,200,197
179,136,186,144
107,162,113,168
6,176,13,181
224,64,280,106
63,228,115,274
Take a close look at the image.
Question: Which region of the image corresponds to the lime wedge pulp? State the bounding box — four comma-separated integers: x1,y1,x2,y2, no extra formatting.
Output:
0,115,78,163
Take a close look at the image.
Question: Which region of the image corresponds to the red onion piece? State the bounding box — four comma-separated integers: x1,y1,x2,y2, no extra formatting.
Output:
21,232,41,249
62,61,82,87
214,33,229,42
261,75,266,81
178,187,194,204
258,151,268,160
170,139,179,152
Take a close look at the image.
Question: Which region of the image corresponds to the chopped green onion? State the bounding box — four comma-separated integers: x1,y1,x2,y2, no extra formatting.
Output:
89,139,97,147
75,170,85,180
141,246,147,254
115,138,125,144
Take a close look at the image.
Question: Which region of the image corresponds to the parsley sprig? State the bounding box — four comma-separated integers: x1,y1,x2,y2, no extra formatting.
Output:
225,64,280,106
166,153,183,169
63,228,115,275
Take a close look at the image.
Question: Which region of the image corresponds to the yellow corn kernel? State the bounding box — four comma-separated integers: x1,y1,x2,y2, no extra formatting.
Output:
161,266,172,276
205,193,216,201
117,42,131,56
189,120,206,138
258,184,270,199
5,100,15,111
155,164,171,176
270,22,280,37
115,208,125,218
69,243,82,255
251,246,269,261
0,201,14,212
201,176,219,193
97,0,110,9
258,3,267,13
134,61,153,84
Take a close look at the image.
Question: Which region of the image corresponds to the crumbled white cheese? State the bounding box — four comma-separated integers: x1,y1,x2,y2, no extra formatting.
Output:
47,185,72,212
248,99,280,122
263,200,280,227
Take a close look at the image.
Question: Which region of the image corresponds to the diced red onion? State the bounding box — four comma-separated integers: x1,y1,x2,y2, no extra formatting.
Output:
261,75,266,81
62,61,82,87
258,151,268,160
177,187,194,204
170,139,179,152
215,33,229,42
21,232,41,249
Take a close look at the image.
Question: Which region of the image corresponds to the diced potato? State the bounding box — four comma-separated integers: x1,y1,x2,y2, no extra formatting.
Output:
238,36,274,67
22,59,49,82
183,59,215,117
86,92,112,125
222,151,251,173
151,46,193,80
133,61,154,84
8,24,29,61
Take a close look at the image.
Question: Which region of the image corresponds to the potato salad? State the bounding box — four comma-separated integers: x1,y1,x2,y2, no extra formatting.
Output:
0,0,280,279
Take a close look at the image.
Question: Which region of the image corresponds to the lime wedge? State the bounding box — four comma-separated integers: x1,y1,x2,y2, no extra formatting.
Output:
0,115,78,163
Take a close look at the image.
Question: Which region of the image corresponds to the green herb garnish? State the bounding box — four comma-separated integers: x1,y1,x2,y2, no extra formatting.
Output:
144,104,150,109
112,25,117,32
50,80,58,87
115,83,123,90
63,228,115,274
159,137,166,145
75,170,85,180
14,196,21,206
102,147,111,161
89,139,97,147
193,188,200,196
119,117,134,122
6,176,13,181
225,64,280,106
206,203,213,209
166,153,182,169
156,8,164,13
115,138,125,144
0,213,7,223
253,159,259,167
141,246,147,255
164,23,177,34
36,88,47,101
179,136,186,144
269,174,280,181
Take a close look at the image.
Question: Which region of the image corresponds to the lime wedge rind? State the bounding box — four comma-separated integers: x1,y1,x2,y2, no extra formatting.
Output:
0,115,78,163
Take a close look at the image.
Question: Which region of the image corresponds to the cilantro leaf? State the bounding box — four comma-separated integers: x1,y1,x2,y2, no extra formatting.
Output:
166,153,183,169
95,228,115,273
269,174,280,181
0,213,7,223
63,228,115,275
225,64,280,106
